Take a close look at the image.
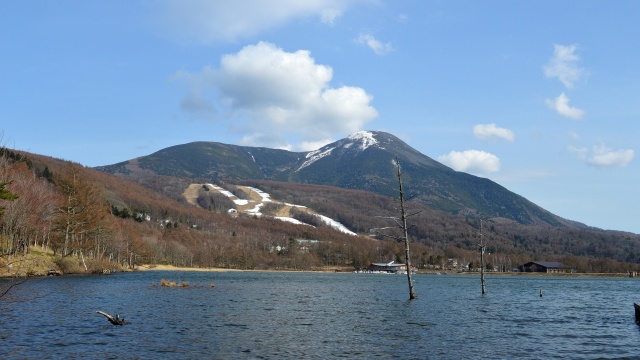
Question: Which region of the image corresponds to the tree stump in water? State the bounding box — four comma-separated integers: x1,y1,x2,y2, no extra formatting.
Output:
97,311,126,325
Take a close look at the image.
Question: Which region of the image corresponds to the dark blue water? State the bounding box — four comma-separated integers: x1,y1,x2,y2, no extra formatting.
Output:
1,271,640,359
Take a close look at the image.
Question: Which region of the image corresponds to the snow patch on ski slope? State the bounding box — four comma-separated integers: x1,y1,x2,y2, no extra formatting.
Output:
245,203,264,216
246,186,272,202
205,184,248,205
313,214,357,236
205,183,354,235
275,217,311,226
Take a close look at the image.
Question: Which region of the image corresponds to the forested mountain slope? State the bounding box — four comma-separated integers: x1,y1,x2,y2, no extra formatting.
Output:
96,131,580,228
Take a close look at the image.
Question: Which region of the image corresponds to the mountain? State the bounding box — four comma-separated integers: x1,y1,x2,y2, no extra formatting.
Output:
96,131,578,228
5,145,640,273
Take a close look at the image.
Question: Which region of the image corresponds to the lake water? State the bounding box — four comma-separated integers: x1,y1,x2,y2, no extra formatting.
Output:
2,271,640,359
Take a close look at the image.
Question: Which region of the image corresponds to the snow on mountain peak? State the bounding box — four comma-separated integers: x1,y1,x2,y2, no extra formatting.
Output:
296,131,378,172
346,131,378,151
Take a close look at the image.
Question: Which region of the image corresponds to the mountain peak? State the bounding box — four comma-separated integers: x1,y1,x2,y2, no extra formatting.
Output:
95,129,570,227
345,131,379,151
296,131,382,172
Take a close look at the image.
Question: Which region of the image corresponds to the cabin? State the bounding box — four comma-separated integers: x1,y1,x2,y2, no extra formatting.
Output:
447,258,459,269
517,261,568,273
296,239,319,253
368,261,414,273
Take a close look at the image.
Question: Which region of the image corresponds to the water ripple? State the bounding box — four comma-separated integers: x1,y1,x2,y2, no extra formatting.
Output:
2,273,640,359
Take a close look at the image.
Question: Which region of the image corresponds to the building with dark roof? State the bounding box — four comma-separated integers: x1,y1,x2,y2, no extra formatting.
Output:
368,261,414,273
518,261,568,273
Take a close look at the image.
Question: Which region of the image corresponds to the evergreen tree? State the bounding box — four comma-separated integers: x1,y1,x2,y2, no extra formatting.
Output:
0,180,18,220
42,166,53,182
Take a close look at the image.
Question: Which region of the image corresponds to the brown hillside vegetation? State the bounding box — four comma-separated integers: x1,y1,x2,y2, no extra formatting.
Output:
2,148,640,275
0,149,395,273
236,180,640,273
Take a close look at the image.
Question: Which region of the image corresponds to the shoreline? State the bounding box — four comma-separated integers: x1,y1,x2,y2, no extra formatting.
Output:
135,264,241,272
134,264,326,273
132,265,637,278
2,261,635,278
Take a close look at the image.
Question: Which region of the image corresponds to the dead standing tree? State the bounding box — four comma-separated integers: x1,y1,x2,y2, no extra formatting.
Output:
479,220,486,295
371,159,417,300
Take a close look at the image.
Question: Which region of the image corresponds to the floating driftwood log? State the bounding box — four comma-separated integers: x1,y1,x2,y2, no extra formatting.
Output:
159,279,215,288
96,311,126,325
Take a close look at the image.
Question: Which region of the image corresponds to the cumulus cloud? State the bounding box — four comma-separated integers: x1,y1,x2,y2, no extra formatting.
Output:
355,33,393,55
438,150,501,175
473,123,515,142
156,0,357,43
544,44,587,89
174,41,378,150
545,93,585,120
587,144,635,167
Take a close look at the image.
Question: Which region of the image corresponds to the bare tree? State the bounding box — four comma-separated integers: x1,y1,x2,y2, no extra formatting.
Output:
372,159,417,300
54,163,107,257
0,276,28,301
479,220,486,295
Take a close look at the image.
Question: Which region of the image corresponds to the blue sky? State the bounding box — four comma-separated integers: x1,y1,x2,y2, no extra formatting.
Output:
2,1,639,233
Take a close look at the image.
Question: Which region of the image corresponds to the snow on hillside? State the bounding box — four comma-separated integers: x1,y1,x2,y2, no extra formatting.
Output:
296,131,379,172
206,184,249,205
246,186,271,202
245,203,264,216
274,217,309,226
283,203,306,209
296,147,335,172
313,214,357,236
204,183,355,235
346,131,378,151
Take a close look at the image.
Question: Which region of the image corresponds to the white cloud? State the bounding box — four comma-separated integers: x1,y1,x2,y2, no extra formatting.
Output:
587,144,635,167
473,123,515,142
298,139,335,152
544,44,587,89
174,42,377,150
568,144,634,167
355,33,393,55
545,93,585,120
156,0,358,43
438,150,501,175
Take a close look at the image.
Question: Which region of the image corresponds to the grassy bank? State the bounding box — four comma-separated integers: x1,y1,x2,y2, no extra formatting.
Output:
0,245,126,278
0,245,58,277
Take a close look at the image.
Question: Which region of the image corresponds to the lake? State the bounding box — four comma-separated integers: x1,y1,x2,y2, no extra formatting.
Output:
1,271,640,359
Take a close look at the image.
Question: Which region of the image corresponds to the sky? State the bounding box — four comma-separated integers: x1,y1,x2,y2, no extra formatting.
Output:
1,0,639,234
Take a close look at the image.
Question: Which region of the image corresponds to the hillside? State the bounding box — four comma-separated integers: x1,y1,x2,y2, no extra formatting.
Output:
2,146,640,274
0,149,371,274
233,179,640,271
96,131,580,228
